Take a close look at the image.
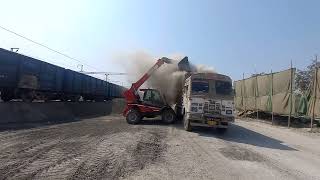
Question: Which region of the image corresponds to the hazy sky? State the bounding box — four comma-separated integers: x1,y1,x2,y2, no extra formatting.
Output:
1,0,319,86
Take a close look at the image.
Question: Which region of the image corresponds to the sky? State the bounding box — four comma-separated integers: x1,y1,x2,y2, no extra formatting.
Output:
1,0,319,87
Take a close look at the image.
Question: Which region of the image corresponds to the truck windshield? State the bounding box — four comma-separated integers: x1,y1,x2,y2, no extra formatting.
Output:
192,81,209,93
215,81,232,95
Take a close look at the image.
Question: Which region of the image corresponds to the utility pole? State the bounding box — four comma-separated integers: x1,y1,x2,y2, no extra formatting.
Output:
256,74,259,120
288,60,293,128
271,69,274,125
105,74,108,82
79,71,127,83
78,64,84,72
243,73,246,118
311,54,318,131
11,48,19,52
254,64,259,120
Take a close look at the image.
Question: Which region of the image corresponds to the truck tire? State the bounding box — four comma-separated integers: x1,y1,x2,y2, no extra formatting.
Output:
162,109,176,124
126,109,141,124
183,113,192,131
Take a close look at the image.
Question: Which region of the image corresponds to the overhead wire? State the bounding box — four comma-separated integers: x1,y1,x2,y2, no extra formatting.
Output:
0,25,100,71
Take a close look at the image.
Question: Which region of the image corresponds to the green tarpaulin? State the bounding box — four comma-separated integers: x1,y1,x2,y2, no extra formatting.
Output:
307,69,320,118
234,68,297,116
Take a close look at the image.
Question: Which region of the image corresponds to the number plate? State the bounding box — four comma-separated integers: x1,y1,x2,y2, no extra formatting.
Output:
207,120,217,126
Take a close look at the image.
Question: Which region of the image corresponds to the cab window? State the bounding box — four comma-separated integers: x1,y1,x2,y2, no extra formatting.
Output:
192,81,209,93
152,90,162,102
143,90,152,101
215,81,232,95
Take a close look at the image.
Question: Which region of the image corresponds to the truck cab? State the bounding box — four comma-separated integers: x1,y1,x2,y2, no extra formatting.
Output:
182,73,234,132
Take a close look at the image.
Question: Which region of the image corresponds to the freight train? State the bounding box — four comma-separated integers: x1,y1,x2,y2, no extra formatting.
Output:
0,48,125,102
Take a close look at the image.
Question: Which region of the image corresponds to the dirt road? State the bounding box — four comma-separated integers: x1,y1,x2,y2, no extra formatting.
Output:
0,116,319,180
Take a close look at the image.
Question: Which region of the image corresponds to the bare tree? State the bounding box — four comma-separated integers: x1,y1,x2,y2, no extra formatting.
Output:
295,59,320,92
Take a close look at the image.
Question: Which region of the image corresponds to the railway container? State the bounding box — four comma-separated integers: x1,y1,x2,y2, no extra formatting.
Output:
0,49,65,101
39,62,64,92
0,48,125,102
0,49,20,94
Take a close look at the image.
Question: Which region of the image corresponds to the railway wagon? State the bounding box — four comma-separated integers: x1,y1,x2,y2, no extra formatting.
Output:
0,48,124,102
109,83,126,98
0,48,66,101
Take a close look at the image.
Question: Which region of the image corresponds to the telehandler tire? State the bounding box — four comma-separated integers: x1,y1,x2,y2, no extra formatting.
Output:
126,109,141,124
162,109,176,124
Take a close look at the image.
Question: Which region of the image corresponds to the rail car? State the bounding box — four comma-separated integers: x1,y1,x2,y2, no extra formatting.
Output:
0,48,125,102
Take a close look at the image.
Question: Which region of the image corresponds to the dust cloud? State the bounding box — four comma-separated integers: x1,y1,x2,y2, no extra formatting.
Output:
113,51,215,105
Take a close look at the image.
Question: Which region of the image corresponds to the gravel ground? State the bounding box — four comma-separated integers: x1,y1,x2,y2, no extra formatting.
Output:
0,116,319,180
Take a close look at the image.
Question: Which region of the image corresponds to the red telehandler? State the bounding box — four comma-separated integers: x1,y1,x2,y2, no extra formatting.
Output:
123,56,190,124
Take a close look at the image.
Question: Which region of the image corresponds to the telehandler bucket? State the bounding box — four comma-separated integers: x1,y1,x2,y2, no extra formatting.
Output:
178,56,192,72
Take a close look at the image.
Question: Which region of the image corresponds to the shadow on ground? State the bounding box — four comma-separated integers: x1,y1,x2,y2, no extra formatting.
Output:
139,119,296,151
138,119,185,130
0,100,126,132
0,119,79,132
192,124,297,151
0,114,120,132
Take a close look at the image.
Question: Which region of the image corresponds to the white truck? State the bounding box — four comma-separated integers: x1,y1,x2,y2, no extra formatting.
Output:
181,72,235,132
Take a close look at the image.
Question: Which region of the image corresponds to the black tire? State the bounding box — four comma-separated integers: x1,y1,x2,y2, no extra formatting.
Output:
70,95,81,102
61,96,68,102
183,113,192,131
1,95,12,102
21,89,35,102
1,90,14,102
95,96,104,102
217,128,227,134
162,109,176,124
126,109,141,124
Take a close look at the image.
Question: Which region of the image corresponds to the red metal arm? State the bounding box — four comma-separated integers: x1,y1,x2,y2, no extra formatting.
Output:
123,58,171,103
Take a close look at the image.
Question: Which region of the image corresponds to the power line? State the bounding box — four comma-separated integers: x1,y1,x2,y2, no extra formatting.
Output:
0,25,100,71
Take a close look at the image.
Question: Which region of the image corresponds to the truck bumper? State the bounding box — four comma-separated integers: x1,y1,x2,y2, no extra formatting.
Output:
188,113,234,128
190,121,229,128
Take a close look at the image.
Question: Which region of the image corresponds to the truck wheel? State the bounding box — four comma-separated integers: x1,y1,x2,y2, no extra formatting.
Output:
183,113,192,131
162,109,176,124
126,109,141,124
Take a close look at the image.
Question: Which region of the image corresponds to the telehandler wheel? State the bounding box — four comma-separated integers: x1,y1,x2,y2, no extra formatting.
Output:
126,109,141,124
162,109,176,124
183,113,192,131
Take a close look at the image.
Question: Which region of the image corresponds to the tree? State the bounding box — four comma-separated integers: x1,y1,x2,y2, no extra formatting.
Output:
295,59,320,92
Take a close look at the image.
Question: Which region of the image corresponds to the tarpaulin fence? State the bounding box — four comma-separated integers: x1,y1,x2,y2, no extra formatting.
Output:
307,68,320,119
234,68,297,116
